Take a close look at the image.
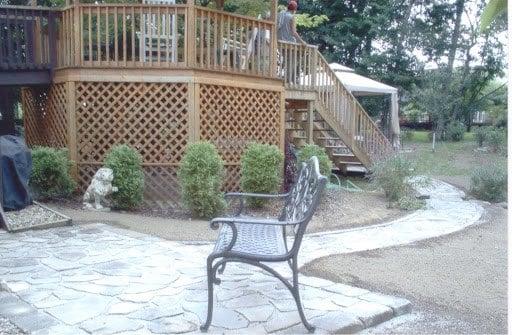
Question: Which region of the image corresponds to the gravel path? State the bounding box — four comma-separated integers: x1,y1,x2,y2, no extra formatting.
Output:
303,203,507,334
46,188,403,241
0,317,24,335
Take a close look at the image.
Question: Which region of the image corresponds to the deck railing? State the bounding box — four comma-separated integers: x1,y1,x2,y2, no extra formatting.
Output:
194,7,275,77
0,6,58,70
278,40,392,163
51,2,278,77
58,3,188,68
277,41,317,90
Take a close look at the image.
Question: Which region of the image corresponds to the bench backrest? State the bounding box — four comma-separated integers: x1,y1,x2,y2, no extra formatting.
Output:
279,156,327,251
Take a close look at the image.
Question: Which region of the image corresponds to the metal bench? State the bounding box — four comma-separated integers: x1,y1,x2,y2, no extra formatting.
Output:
200,156,327,333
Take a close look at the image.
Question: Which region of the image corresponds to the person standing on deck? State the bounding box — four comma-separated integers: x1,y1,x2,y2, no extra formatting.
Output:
277,1,306,45
277,1,306,84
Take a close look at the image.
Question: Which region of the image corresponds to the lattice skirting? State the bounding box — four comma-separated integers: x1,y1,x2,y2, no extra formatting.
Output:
22,80,283,206
22,84,68,148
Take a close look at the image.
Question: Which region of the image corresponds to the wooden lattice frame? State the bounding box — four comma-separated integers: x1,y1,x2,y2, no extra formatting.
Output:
199,84,282,164
74,82,189,202
22,84,68,148
75,82,189,164
23,80,284,204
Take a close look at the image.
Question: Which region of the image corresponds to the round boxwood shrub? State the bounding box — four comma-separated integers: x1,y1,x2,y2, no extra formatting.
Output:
297,144,333,177
446,121,465,142
30,147,76,199
178,142,226,219
470,163,507,202
104,144,145,210
240,143,284,208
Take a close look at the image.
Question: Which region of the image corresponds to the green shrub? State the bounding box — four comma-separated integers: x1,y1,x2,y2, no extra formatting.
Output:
104,145,145,210
473,126,488,147
400,128,414,142
470,163,507,202
297,144,333,177
241,143,284,207
487,128,506,153
446,121,465,142
30,147,76,199
370,154,415,203
178,142,226,219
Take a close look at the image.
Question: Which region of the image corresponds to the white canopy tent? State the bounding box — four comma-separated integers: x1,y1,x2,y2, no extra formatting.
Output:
329,63,400,148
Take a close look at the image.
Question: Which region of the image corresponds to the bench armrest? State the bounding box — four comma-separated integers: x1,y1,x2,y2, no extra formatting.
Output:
225,192,289,217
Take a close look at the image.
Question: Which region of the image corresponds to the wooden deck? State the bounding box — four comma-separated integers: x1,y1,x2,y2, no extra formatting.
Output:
3,0,393,203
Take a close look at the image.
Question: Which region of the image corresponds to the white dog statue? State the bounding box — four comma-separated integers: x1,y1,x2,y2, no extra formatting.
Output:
83,168,118,211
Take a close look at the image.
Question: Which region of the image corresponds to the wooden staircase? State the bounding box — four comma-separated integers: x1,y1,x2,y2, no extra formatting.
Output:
280,42,393,173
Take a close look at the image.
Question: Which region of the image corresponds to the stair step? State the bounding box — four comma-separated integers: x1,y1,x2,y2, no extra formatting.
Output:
317,136,340,140
336,160,363,165
324,145,348,149
332,153,356,157
286,128,304,131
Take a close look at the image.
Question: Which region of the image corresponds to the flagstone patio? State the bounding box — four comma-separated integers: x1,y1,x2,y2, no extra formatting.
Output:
0,224,411,334
0,178,485,334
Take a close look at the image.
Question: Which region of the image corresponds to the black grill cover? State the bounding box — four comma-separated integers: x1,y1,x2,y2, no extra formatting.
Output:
0,136,32,210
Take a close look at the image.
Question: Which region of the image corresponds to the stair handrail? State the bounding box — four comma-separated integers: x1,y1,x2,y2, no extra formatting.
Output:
313,50,393,161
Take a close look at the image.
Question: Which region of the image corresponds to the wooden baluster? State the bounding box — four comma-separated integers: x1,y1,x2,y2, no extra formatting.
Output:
87,7,92,64
114,7,118,66
213,12,218,69
122,6,126,66
199,10,204,67
23,8,30,67
172,8,177,63
165,7,169,65
131,6,135,64
225,15,229,70
147,6,152,66
157,6,161,66
206,11,211,68
96,6,100,65
105,7,109,63
219,13,224,69
14,8,19,67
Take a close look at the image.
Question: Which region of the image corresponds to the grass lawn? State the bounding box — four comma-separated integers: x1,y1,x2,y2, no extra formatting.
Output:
401,130,507,190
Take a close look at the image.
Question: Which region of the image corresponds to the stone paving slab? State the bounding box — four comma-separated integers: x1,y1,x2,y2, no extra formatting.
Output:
298,178,484,266
0,224,410,334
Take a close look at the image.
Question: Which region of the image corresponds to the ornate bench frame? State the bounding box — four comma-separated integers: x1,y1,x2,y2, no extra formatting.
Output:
200,156,327,333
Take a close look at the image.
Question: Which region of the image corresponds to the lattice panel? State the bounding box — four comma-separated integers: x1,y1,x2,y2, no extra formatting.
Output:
143,165,181,207
21,84,68,149
78,163,182,208
223,165,240,192
75,82,188,164
199,84,282,164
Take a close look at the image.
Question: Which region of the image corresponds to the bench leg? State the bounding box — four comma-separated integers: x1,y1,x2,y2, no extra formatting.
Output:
291,257,316,333
200,256,215,332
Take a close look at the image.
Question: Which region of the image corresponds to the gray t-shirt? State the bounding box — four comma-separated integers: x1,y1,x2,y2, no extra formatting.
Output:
277,11,296,42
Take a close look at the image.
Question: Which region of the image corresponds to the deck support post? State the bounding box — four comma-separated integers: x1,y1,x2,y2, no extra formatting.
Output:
307,101,314,144
188,81,200,143
66,81,79,179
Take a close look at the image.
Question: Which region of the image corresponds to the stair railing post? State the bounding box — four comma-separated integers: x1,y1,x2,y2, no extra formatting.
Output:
186,0,196,68
270,0,278,78
311,48,317,90
307,101,314,144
